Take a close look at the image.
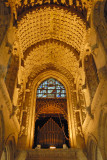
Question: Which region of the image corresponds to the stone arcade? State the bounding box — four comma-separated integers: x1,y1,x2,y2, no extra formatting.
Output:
0,0,107,160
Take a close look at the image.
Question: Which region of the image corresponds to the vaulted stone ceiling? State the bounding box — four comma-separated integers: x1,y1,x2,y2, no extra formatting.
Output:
15,4,87,83
5,0,92,86
17,6,86,54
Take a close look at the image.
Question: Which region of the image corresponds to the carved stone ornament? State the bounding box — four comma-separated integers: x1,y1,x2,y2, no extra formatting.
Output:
5,0,92,20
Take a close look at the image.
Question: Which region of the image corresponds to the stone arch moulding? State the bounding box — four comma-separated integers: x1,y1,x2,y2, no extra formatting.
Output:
87,133,104,160
5,133,16,148
4,134,16,160
87,134,98,160
26,70,77,148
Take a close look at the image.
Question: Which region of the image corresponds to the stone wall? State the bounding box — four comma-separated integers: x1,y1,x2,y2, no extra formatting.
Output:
0,1,10,45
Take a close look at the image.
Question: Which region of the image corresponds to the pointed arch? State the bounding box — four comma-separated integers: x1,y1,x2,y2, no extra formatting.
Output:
22,70,77,148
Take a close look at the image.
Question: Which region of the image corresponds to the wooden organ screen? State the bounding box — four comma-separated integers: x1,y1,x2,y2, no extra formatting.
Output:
37,118,65,147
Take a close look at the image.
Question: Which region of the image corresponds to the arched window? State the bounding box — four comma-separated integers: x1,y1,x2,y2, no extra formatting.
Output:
37,78,66,98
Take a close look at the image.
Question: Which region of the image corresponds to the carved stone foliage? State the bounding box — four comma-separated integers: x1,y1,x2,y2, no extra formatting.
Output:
5,55,19,100
0,1,10,45
84,54,99,102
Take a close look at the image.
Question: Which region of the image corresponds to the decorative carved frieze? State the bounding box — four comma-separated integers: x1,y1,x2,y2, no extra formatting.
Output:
6,0,92,20
36,98,67,116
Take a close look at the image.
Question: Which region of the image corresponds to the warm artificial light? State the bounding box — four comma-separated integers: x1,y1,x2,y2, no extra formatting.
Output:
50,146,56,149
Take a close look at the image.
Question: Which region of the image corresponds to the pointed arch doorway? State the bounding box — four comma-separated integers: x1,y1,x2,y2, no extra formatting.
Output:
33,78,69,148
27,71,77,149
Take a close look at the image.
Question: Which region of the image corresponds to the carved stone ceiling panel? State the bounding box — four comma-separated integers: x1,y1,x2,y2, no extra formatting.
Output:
17,6,86,54
24,41,79,80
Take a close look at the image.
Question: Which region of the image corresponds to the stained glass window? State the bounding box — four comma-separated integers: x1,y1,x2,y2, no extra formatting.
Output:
37,78,66,98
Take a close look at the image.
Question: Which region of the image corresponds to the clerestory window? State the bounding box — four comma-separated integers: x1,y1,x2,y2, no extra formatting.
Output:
37,78,66,98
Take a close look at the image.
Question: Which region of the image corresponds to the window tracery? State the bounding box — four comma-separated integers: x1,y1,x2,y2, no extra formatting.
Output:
37,78,66,98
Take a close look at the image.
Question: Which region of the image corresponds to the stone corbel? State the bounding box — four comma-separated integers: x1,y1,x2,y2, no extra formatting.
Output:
86,106,94,119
